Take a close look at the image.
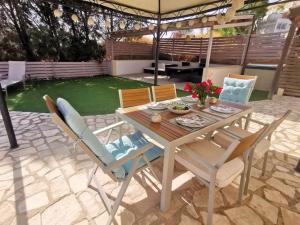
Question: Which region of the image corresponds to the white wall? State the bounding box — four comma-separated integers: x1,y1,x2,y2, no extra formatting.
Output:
111,60,153,76
244,68,276,91
202,65,242,86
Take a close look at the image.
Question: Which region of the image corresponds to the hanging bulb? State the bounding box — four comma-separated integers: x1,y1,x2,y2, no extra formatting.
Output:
53,8,63,17
188,19,195,26
201,16,208,24
87,16,95,26
105,19,111,28
225,7,236,22
176,21,182,28
148,24,155,30
71,14,79,23
134,23,141,30
232,0,244,10
119,20,125,29
161,23,168,30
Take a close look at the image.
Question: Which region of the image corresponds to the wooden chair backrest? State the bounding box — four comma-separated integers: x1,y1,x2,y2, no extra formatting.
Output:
152,84,177,102
118,87,151,108
226,126,268,162
228,74,257,81
43,95,116,180
265,110,291,138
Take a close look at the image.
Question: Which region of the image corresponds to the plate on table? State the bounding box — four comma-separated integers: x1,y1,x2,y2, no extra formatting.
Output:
175,115,210,128
168,103,191,115
210,104,237,114
181,96,198,103
147,102,168,110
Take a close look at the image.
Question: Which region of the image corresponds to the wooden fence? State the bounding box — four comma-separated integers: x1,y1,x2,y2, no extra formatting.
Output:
105,40,153,60
0,61,111,79
106,32,286,64
279,35,300,97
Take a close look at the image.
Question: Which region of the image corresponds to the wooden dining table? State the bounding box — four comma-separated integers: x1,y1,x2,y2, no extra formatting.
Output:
116,99,253,212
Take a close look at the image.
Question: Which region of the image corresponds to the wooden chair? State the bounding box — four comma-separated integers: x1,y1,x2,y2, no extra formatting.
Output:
213,110,291,194
228,74,257,81
43,95,163,225
151,84,177,102
118,87,151,108
175,126,268,225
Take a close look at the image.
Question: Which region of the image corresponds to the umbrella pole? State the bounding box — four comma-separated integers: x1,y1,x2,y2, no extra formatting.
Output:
154,0,161,86
0,83,18,149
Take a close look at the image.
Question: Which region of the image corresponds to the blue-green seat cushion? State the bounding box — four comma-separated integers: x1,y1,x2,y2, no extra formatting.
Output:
219,77,255,104
56,98,126,178
106,131,163,174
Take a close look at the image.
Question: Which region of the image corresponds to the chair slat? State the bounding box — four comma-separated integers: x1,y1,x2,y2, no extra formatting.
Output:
119,87,151,108
152,84,177,102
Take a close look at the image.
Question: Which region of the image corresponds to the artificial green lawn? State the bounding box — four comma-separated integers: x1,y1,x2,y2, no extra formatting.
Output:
6,76,268,115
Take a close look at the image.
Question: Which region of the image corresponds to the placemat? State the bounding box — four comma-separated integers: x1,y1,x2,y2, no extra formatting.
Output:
168,113,217,132
202,106,242,118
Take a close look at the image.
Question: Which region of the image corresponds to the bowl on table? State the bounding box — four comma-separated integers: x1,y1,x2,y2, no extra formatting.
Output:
168,103,191,115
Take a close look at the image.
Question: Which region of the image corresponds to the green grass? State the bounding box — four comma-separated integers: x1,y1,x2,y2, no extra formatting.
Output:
6,76,268,115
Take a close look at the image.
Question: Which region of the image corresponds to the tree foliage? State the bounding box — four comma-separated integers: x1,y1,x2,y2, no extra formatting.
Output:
0,0,112,61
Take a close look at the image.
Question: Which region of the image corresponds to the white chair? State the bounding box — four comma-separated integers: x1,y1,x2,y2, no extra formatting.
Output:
175,126,268,225
213,110,291,194
0,61,26,96
43,95,163,225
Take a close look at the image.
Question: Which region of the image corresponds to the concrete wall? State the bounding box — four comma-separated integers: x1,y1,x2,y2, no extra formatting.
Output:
244,68,276,91
111,60,153,76
202,65,242,86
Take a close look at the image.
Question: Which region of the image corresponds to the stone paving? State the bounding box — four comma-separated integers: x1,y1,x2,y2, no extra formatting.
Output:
0,95,300,225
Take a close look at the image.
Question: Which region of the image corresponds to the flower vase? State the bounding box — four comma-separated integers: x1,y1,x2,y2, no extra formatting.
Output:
197,96,207,107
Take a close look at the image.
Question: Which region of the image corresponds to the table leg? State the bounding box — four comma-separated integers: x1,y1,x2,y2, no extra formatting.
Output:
160,145,175,212
244,112,252,130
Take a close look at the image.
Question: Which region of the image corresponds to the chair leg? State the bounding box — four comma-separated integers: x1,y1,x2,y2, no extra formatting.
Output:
106,158,140,225
143,155,160,184
207,176,216,225
262,151,269,177
238,157,248,204
87,166,98,186
243,150,254,195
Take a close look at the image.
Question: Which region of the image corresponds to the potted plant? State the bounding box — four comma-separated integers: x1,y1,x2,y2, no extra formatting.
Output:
183,79,222,106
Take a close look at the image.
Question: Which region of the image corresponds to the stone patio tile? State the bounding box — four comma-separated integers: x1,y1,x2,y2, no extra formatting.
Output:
0,202,15,224
179,214,201,225
264,188,288,205
18,191,49,213
94,206,135,225
69,171,88,193
41,194,83,225
249,194,278,224
224,206,263,225
281,207,300,225
49,176,70,200
200,212,231,225
193,189,224,208
266,177,295,198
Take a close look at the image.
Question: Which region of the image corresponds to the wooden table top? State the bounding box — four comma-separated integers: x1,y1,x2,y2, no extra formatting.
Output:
117,100,252,142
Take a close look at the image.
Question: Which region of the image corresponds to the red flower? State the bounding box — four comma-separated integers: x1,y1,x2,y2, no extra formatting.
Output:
205,85,211,94
196,83,201,87
183,83,192,92
201,81,207,87
214,87,222,94
192,93,198,98
207,79,212,85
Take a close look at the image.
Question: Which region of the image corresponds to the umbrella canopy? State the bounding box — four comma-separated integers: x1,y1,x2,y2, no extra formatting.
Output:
83,0,234,20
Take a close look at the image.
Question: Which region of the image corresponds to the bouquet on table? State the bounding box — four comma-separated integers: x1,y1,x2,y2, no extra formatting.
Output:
183,79,222,106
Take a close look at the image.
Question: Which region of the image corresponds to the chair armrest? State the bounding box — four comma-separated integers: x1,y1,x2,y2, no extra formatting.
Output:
93,121,125,135
216,128,242,140
241,116,268,126
103,143,155,172
176,145,216,171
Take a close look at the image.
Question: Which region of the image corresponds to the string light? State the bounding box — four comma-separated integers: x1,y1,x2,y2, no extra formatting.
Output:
148,24,155,30
71,14,79,23
188,19,195,26
161,23,168,30
201,16,208,24
87,16,95,26
53,8,63,17
176,21,182,28
105,19,111,28
119,20,125,29
134,23,141,30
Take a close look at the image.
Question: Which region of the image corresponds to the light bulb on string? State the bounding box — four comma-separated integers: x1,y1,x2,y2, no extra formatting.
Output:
71,14,79,23
148,24,155,30
53,8,63,17
87,16,95,26
119,20,125,29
